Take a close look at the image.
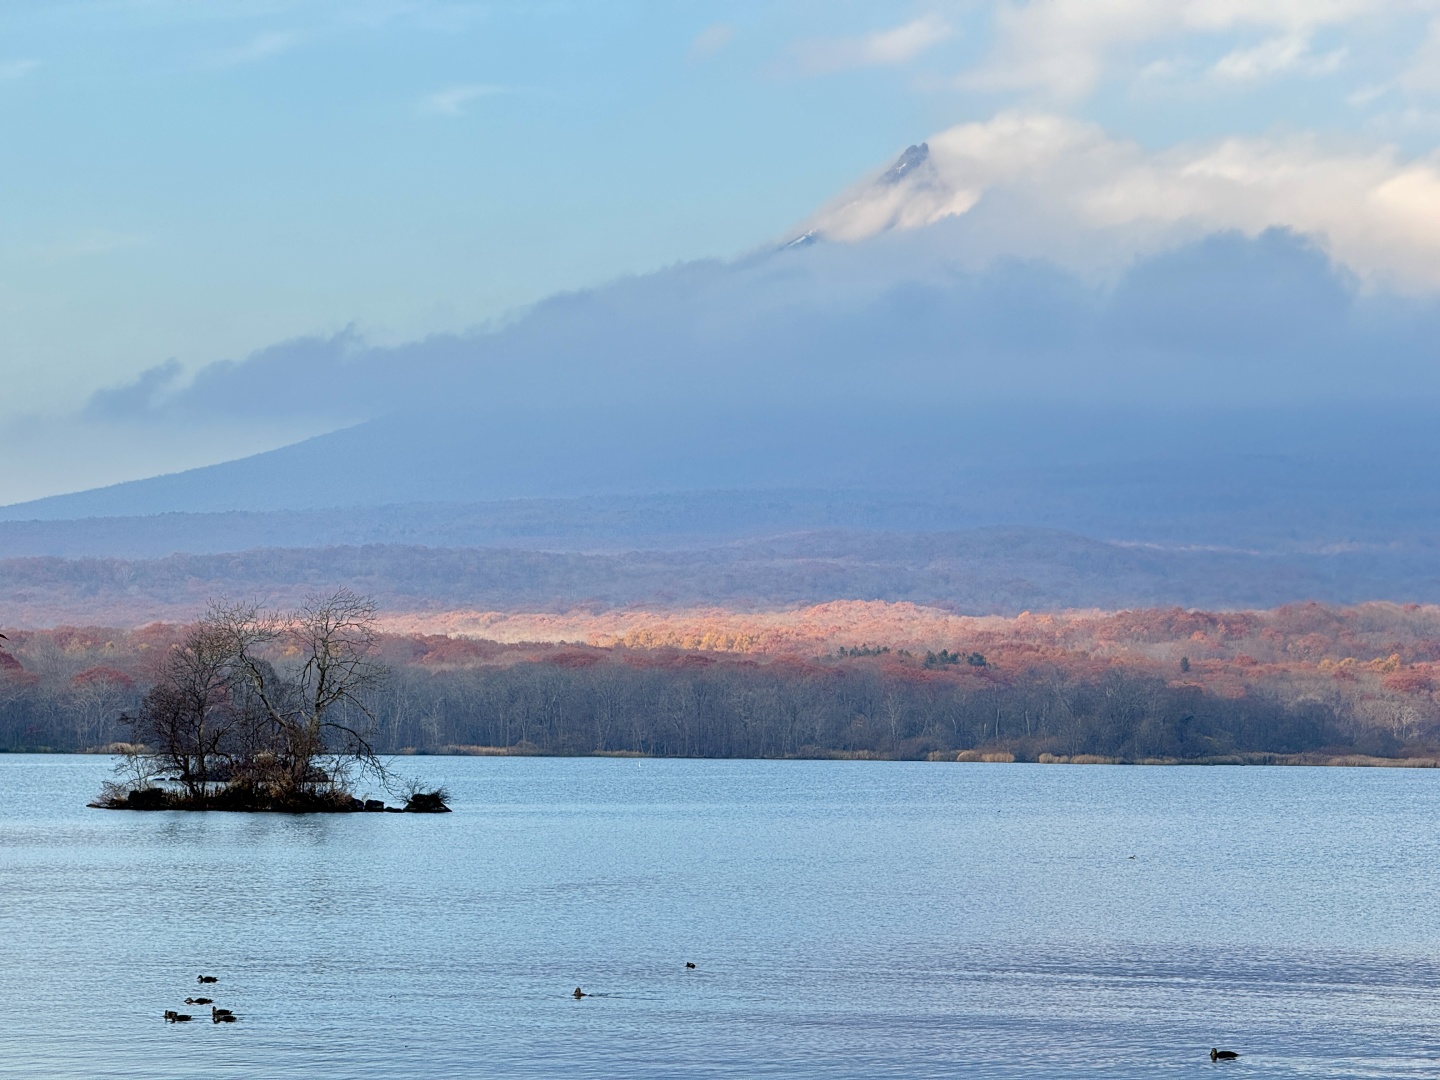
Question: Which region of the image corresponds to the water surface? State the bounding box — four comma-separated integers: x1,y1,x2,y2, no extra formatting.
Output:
2,756,1439,1078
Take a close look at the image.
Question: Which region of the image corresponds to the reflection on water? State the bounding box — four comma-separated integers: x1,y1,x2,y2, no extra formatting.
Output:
2,755,1440,1078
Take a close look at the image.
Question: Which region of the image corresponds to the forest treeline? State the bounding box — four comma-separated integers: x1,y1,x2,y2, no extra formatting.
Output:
2,609,1437,761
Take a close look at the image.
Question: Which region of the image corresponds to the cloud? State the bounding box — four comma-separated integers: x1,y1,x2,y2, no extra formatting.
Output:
1348,82,1391,105
690,23,734,59
75,223,1440,450
798,111,1440,292
418,83,508,116
84,329,372,424
0,59,39,80
792,14,953,75
1211,34,1347,81
961,0,1409,99
204,31,300,68
84,359,184,420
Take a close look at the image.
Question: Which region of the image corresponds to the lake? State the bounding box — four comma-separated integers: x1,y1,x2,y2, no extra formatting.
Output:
2,755,1439,1078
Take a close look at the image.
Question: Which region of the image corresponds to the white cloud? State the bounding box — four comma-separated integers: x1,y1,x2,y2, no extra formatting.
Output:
962,0,1417,99
1348,82,1391,105
1211,34,1347,81
793,14,954,75
800,111,1440,292
1136,57,1191,83
0,59,39,79
418,83,508,116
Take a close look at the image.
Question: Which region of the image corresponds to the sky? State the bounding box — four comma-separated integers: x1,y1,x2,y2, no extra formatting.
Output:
7,0,1440,504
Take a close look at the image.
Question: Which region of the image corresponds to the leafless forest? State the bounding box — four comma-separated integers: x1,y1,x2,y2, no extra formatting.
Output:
6,601,1440,763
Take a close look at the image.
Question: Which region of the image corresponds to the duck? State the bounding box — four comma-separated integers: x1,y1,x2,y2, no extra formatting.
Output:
164,1011,193,1022
214,1013,237,1024
573,987,587,999
685,962,696,969
212,1007,234,1019
197,975,218,984
185,997,212,1005
1210,1048,1239,1061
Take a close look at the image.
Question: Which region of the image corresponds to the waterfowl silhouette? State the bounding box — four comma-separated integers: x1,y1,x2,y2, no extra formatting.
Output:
212,1007,233,1019
685,962,696,969
185,998,212,1005
197,975,218,984
1210,1048,1239,1061
573,987,587,999
164,1011,194,1022
214,1013,237,1024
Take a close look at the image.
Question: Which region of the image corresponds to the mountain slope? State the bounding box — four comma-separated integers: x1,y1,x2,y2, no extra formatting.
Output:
6,405,1440,555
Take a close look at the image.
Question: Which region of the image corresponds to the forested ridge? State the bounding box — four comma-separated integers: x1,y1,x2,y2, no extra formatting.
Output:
4,602,1440,762
14,528,1440,628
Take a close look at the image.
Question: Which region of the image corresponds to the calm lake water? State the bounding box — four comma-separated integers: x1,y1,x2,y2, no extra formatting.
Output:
2,756,1440,1078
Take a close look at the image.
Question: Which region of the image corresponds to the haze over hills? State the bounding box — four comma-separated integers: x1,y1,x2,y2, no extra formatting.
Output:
9,526,1440,629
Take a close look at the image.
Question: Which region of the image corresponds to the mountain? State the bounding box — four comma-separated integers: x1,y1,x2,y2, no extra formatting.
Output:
9,132,1440,620
5,403,1440,547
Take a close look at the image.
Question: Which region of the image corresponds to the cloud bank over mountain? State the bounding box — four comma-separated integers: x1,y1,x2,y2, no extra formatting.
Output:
79,223,1440,435
17,1,1440,509
11,102,1440,508
17,215,1435,530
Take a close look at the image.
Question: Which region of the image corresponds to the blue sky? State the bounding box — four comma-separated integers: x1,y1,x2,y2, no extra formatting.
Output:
1,2,969,415
6,1,1440,503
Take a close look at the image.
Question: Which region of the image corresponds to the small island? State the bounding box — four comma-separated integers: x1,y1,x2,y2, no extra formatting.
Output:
92,590,448,814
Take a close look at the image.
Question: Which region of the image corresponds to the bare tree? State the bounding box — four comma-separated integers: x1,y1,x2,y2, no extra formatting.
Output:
211,590,388,801
292,589,387,771
101,590,393,810
123,621,238,803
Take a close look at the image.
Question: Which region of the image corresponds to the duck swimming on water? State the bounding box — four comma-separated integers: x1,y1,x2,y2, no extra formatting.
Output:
573,987,587,999
197,975,218,984
164,1011,193,1022
1210,1048,1239,1061
186,998,212,1005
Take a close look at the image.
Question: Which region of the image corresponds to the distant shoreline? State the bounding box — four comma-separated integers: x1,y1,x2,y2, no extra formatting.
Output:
13,747,1440,768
